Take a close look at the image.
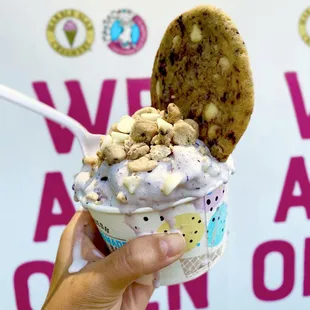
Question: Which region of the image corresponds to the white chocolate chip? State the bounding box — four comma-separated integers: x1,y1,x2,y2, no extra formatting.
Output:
99,135,105,145
111,131,130,143
198,146,207,156
117,116,135,133
202,157,211,172
86,192,99,201
133,107,158,118
207,163,220,176
100,135,113,149
108,123,120,135
141,113,161,121
157,118,173,133
208,125,221,140
156,81,161,98
123,176,141,194
161,173,183,195
203,103,218,121
218,57,230,73
190,24,202,43
172,35,181,46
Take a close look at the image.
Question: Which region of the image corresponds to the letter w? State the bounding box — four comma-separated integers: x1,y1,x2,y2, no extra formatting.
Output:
32,80,116,154
285,72,310,139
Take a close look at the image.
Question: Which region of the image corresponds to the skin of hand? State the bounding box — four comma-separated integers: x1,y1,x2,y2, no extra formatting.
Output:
42,210,186,310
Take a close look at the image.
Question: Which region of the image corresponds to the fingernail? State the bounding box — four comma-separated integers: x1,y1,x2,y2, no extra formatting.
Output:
160,234,186,257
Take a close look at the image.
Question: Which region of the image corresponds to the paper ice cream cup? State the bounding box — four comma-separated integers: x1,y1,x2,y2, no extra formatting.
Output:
86,184,228,286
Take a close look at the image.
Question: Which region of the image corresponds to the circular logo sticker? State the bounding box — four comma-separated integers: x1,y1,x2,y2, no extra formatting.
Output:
103,9,147,55
47,9,94,57
299,7,310,46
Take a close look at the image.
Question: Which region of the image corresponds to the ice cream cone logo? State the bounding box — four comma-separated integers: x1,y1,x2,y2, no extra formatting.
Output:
47,9,94,57
102,9,147,55
63,20,78,48
299,8,310,46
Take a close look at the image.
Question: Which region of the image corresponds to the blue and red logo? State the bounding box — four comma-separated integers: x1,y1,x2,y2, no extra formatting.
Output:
103,9,147,55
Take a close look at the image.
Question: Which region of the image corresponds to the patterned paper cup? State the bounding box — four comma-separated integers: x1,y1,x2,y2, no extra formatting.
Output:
86,184,228,286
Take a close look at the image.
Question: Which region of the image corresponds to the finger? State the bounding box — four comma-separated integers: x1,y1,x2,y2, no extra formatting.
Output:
66,210,99,241
84,233,186,298
81,212,110,256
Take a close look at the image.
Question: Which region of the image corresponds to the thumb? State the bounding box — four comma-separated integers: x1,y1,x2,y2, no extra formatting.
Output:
85,233,185,295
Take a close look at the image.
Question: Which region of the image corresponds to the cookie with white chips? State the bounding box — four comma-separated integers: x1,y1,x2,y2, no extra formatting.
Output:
151,5,254,161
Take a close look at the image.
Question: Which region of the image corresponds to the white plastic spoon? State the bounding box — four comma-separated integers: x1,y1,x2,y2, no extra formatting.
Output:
0,84,102,157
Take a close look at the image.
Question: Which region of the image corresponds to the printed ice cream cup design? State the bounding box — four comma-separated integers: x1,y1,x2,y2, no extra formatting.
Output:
73,105,235,286
85,184,228,286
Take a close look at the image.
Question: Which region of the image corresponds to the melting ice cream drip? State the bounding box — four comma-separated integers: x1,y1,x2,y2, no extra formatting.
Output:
68,237,88,273
160,208,179,233
124,215,142,237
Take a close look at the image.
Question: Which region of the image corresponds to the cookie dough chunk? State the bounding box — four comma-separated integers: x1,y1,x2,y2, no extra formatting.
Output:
151,130,173,146
127,143,150,160
124,138,134,152
173,120,197,145
150,5,254,161
83,156,98,166
103,145,126,165
131,120,158,143
165,103,183,124
150,145,171,160
128,156,158,172
184,119,199,138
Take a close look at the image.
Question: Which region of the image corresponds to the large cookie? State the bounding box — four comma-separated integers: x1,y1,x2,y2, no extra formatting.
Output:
150,6,254,162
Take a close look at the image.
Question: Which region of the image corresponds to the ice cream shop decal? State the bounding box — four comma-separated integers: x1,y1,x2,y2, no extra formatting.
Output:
46,9,95,57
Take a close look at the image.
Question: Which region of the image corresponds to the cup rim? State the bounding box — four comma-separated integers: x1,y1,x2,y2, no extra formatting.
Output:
85,196,198,214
